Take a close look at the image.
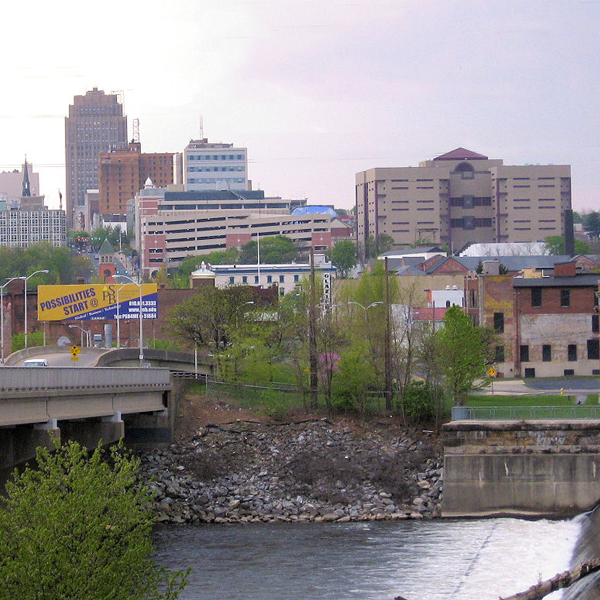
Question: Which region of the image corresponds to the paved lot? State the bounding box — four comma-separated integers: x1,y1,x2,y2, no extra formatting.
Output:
476,377,599,396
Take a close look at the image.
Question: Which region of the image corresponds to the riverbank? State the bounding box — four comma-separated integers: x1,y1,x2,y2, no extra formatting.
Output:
138,394,444,524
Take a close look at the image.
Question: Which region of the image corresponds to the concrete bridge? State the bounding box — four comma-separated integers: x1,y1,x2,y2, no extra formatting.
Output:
0,348,214,474
443,419,600,518
0,366,175,471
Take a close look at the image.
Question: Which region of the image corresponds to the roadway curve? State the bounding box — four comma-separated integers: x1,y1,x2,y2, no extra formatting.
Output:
4,346,213,374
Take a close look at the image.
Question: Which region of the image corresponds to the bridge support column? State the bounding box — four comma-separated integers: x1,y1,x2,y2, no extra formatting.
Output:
60,419,124,450
0,426,58,471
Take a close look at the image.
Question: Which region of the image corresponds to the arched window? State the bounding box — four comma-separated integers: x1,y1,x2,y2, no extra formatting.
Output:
453,162,475,179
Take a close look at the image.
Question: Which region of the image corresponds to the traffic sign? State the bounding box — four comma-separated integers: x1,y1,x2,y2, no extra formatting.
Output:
69,345,81,356
487,366,497,378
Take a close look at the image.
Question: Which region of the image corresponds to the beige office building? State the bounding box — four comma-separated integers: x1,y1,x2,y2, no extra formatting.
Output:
356,148,571,253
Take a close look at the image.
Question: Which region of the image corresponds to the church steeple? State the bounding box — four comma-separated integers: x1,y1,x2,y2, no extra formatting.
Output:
22,157,31,197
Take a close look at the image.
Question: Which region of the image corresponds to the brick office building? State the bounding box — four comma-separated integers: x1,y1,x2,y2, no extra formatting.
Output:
99,142,174,217
467,261,600,378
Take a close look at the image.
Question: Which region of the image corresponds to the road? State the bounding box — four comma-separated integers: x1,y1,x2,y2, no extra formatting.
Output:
13,349,101,367
482,377,599,396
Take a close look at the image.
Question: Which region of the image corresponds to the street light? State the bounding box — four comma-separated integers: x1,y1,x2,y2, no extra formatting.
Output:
68,324,91,348
347,301,383,314
24,270,49,349
113,283,131,349
0,277,24,363
116,275,144,367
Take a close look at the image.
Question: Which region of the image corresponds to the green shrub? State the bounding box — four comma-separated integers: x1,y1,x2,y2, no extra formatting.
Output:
401,382,435,424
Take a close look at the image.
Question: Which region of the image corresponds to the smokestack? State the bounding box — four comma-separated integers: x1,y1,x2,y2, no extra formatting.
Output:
564,209,575,256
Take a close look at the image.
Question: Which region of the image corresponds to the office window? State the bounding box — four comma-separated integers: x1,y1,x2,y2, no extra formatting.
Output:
592,314,599,333
242,276,248,284
568,344,577,361
531,288,542,307
267,275,272,283
493,312,504,333
254,275,259,284
495,345,505,363
520,345,529,362
542,345,552,362
279,275,285,283
560,289,570,308
587,339,599,360
229,276,235,285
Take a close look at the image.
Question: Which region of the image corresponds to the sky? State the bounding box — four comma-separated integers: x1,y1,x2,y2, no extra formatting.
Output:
3,0,600,213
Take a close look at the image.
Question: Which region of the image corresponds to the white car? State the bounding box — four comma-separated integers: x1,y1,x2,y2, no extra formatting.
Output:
23,359,49,367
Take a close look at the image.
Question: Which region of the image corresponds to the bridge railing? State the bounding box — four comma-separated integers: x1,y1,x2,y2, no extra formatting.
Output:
452,405,600,421
0,367,171,393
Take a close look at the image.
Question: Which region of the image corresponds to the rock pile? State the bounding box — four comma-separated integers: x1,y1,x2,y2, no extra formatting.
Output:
138,419,443,524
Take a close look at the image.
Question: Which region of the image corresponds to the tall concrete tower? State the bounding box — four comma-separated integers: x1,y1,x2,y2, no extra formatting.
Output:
65,88,127,229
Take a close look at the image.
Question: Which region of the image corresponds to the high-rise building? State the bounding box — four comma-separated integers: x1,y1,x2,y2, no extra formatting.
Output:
184,138,248,192
65,88,128,229
98,142,174,217
356,148,571,254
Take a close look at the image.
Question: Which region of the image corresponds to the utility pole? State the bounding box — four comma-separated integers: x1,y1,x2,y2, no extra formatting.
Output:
384,256,393,411
309,246,319,410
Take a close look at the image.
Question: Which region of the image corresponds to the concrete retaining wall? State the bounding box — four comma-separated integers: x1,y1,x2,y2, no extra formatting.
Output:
443,420,600,517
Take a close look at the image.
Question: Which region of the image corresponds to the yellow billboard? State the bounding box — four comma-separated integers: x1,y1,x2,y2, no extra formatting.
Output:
38,284,158,321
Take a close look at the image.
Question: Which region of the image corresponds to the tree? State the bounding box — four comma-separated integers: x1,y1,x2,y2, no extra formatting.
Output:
544,235,591,256
167,285,256,354
582,211,600,238
436,306,489,405
0,440,187,600
330,240,357,278
239,236,298,264
364,234,395,260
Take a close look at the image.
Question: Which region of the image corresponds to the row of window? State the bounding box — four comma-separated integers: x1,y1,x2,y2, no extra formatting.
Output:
228,274,300,285
494,340,600,363
531,288,580,308
494,313,599,333
449,217,493,229
187,178,246,184
450,196,492,207
187,154,245,161
188,167,245,173
519,340,599,362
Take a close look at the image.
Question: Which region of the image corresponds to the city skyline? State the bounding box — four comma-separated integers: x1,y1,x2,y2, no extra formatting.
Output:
1,0,599,215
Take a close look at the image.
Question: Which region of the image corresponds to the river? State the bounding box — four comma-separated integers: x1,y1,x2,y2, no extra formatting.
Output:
154,515,587,600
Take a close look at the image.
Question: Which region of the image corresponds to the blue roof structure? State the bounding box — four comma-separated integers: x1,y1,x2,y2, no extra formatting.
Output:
291,205,337,217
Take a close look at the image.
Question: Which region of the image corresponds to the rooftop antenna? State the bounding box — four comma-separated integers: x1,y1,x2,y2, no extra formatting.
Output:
199,116,204,141
132,118,140,144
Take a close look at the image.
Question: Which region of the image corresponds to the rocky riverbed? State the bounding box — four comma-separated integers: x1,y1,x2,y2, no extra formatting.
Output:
138,418,444,524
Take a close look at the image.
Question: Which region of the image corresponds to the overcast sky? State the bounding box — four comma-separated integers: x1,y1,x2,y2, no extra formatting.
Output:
3,0,600,213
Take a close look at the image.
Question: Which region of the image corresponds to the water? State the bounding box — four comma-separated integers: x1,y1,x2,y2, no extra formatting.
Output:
154,517,584,600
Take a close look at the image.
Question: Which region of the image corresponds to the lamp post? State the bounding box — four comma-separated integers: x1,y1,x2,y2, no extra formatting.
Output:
117,275,144,367
24,270,49,349
114,283,130,349
0,277,24,363
68,324,91,347
347,301,383,316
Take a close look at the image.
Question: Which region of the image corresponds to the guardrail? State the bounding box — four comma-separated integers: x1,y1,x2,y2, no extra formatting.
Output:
452,405,600,421
0,366,171,393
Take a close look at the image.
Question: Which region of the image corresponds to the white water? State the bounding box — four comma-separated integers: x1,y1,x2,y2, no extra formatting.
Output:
154,517,583,600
